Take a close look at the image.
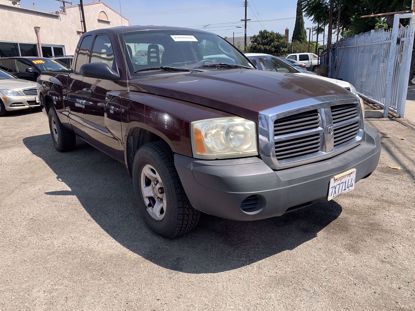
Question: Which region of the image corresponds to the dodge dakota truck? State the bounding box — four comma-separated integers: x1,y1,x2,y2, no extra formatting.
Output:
38,26,381,238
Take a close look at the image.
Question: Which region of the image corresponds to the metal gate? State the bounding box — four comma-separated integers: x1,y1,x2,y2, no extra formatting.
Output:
331,13,415,117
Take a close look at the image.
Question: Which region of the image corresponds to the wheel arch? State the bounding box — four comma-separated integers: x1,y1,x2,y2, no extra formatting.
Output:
125,127,174,175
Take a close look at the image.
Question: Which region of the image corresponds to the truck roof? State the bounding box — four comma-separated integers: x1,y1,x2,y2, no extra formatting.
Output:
83,25,212,36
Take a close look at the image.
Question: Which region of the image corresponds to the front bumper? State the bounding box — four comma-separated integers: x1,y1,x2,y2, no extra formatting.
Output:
175,124,381,221
1,95,40,111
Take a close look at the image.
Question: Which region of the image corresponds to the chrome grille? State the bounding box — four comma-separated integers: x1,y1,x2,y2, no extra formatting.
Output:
275,133,321,160
259,95,364,170
332,104,360,147
23,88,37,96
274,110,321,161
332,104,359,124
274,110,320,135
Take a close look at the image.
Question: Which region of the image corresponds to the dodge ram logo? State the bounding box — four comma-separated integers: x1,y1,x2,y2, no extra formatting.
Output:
325,125,334,135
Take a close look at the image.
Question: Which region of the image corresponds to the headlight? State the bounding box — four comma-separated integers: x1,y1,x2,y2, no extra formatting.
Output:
191,117,258,159
0,89,24,97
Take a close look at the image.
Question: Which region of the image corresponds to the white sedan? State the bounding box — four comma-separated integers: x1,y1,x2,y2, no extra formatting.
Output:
0,69,39,116
245,53,358,94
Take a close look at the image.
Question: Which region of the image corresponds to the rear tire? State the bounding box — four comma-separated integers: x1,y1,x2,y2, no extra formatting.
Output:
132,141,200,238
48,108,76,152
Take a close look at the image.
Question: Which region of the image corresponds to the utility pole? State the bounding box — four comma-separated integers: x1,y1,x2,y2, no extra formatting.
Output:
79,0,87,33
327,0,334,77
307,27,312,52
56,0,72,13
315,23,320,54
241,0,250,52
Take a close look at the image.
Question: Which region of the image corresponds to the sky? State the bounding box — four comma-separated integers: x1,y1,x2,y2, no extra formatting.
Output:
20,0,313,39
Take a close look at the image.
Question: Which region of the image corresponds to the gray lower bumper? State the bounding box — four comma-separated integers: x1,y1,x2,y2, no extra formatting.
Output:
3,95,39,111
175,124,381,221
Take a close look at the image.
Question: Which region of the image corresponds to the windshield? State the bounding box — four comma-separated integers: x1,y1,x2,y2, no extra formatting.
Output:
0,69,14,79
122,30,253,73
31,58,69,72
260,56,299,73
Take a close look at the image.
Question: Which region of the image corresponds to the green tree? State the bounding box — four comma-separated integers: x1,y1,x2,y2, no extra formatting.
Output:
249,30,287,55
300,0,412,36
292,0,307,42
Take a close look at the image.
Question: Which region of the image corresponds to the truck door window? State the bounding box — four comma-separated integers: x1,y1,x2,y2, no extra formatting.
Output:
91,35,116,71
74,35,93,73
15,59,31,72
0,59,17,73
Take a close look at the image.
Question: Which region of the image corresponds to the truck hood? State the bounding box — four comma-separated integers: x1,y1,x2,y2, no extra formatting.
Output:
131,69,351,119
295,72,353,90
0,79,37,90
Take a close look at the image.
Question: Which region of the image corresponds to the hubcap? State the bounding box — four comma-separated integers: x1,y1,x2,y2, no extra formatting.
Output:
51,117,59,142
140,164,166,221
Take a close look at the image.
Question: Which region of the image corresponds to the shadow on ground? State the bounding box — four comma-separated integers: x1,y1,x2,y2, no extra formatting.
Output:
24,134,342,274
3,107,42,117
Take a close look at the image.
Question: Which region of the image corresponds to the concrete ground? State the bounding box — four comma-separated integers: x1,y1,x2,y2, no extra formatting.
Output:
0,110,414,311
406,86,415,125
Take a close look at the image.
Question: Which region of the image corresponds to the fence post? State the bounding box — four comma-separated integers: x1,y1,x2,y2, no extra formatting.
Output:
397,14,415,117
384,15,400,117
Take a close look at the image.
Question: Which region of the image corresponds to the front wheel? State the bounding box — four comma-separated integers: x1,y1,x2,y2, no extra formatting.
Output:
48,108,76,152
132,142,200,238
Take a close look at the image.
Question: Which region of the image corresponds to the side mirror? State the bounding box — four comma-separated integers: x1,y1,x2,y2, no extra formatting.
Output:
80,63,119,80
26,67,35,73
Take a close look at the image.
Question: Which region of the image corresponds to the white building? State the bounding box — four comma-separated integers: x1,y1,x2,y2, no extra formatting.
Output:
0,0,128,57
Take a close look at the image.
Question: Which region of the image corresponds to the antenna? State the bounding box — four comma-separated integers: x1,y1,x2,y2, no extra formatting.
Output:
119,0,123,26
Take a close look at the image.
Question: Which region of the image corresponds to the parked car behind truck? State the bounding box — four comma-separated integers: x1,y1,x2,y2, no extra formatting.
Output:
0,57,69,81
38,26,381,238
246,53,358,92
286,52,319,70
0,68,39,116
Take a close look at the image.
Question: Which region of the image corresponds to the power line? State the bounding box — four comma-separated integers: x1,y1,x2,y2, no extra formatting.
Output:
248,0,265,29
192,16,296,29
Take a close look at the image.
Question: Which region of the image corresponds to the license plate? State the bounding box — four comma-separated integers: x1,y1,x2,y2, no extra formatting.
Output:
328,169,356,201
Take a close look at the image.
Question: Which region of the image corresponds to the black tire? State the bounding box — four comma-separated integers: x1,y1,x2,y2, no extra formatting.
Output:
0,100,6,116
48,108,76,152
132,141,200,238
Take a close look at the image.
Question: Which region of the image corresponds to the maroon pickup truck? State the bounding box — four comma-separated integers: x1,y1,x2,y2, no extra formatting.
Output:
38,26,381,238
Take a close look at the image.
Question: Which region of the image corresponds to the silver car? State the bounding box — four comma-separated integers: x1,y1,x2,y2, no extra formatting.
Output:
0,69,39,116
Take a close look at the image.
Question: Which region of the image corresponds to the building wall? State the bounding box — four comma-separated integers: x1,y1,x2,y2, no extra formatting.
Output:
0,1,128,56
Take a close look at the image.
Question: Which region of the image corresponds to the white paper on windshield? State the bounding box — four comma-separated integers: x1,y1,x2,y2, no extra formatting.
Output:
170,35,198,42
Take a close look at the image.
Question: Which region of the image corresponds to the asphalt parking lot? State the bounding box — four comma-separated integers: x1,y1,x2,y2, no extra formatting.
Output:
0,110,414,310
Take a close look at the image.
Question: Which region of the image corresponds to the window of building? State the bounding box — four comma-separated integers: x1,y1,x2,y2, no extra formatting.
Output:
42,45,65,57
98,11,110,24
91,34,115,70
42,46,53,57
0,42,19,57
53,47,64,57
74,35,93,73
20,44,38,56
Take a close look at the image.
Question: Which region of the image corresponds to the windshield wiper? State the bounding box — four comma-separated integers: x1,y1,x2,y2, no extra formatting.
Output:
134,66,192,73
195,63,252,70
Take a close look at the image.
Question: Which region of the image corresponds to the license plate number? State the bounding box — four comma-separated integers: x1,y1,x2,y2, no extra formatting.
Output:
328,169,356,201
